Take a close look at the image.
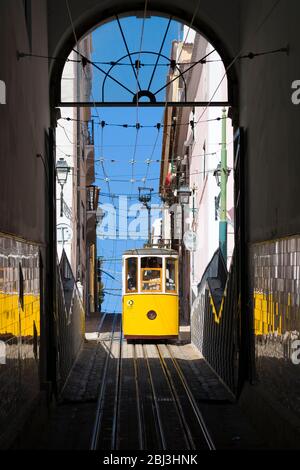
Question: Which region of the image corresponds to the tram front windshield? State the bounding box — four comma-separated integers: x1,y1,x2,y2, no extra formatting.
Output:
141,257,162,292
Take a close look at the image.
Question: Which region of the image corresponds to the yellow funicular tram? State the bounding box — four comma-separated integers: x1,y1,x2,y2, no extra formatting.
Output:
122,248,179,339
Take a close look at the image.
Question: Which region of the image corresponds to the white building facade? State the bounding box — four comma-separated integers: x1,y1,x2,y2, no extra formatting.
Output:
184,35,234,299
56,36,99,313
160,28,234,319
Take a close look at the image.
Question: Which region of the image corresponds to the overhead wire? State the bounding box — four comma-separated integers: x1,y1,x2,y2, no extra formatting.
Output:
175,0,201,65
142,124,161,186
132,0,148,192
101,1,151,309
127,0,151,258
94,157,161,164
62,115,225,128
95,166,231,183
66,0,117,211
19,49,285,67
154,2,203,195
194,0,283,128
66,0,121,314
57,122,76,145
62,7,170,248
63,0,265,311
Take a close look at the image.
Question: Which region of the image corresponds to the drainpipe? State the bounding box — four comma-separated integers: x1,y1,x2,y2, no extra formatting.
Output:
219,108,227,262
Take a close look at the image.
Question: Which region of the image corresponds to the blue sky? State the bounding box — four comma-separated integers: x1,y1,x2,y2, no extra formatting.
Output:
91,15,183,313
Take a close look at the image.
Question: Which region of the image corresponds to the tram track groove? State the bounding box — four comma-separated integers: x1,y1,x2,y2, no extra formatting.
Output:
111,316,123,450
156,344,196,450
133,343,145,450
96,312,108,339
165,344,216,450
114,341,145,450
143,344,167,450
90,314,119,450
133,343,162,450
91,321,215,450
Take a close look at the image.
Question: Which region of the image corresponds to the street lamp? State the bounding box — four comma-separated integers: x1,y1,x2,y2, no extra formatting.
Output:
213,163,231,187
56,157,70,217
177,185,192,206
177,185,192,243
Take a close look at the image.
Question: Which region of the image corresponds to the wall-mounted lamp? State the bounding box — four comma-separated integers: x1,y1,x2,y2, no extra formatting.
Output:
177,185,192,205
56,157,70,217
213,164,231,187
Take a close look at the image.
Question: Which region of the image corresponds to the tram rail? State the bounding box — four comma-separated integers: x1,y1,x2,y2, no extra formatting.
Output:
156,345,196,450
143,344,167,450
90,314,121,449
91,329,215,450
162,344,215,450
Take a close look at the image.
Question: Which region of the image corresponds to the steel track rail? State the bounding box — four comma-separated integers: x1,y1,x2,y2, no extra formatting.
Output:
90,314,119,450
96,312,107,338
156,345,196,450
165,345,216,450
111,317,123,450
133,344,145,450
143,344,167,450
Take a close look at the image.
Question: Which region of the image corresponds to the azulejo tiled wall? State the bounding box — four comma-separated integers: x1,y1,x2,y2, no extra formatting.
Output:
0,233,40,444
191,249,238,394
252,236,300,421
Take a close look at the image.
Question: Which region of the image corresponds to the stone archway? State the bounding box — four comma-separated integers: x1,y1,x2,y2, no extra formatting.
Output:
48,1,244,390
48,0,240,114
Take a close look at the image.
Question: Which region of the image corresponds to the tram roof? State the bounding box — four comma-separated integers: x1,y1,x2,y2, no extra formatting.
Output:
123,248,178,257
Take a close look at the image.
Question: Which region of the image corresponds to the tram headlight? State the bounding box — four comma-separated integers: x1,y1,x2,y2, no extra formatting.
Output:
127,299,134,306
147,310,157,320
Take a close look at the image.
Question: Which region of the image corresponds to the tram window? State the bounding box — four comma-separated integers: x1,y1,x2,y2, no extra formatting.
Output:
126,258,138,293
141,257,162,269
141,269,162,291
166,258,177,292
141,257,162,292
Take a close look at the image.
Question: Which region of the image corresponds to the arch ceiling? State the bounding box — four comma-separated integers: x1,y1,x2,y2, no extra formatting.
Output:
48,0,240,108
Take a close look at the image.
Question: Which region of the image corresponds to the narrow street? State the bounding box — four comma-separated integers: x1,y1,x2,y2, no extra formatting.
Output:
2,0,300,455
31,314,265,451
